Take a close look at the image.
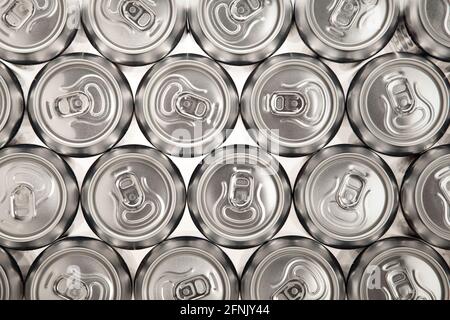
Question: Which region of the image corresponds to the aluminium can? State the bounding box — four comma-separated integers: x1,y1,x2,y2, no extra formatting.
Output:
241,53,345,157
294,145,399,249
347,53,450,156
25,237,132,300
241,237,346,300
0,246,23,300
188,0,293,65
294,0,399,62
82,0,186,66
347,237,450,300
28,53,134,157
134,237,239,300
188,145,292,249
0,0,79,64
135,54,239,157
81,145,186,249
0,145,79,250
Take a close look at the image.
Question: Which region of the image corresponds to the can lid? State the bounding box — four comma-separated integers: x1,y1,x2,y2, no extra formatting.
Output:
0,145,79,250
406,0,450,61
134,237,239,300
295,0,399,62
28,53,134,157
188,145,292,249
25,237,132,300
347,53,450,156
241,53,345,156
135,54,239,157
294,145,398,249
0,61,24,148
189,0,293,65
0,0,79,64
402,145,450,249
0,247,23,300
241,237,346,300
81,145,186,249
347,237,450,300
82,0,186,66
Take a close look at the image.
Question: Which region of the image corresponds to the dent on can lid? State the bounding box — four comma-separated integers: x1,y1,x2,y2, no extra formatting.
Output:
82,0,186,66
295,0,399,62
405,0,450,61
28,53,134,157
0,61,24,148
25,237,132,300
0,0,79,64
241,53,345,157
188,145,292,249
347,237,450,300
0,247,23,300
81,145,186,249
188,0,293,65
135,54,239,157
294,145,398,249
241,237,346,300
0,145,79,250
402,145,450,249
347,53,450,156
134,237,239,300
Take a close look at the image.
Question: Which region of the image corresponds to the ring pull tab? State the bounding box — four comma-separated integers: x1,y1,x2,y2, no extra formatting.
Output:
385,74,416,115
229,169,254,210
10,184,36,221
328,0,361,37
54,91,91,118
229,0,263,21
115,172,144,210
270,91,307,116
383,262,418,300
3,0,35,29
336,170,366,210
272,280,307,301
175,92,211,121
436,168,450,205
120,0,156,31
174,276,211,300
53,266,90,301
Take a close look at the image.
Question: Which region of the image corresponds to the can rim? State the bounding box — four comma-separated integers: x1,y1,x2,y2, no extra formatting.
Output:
0,246,24,300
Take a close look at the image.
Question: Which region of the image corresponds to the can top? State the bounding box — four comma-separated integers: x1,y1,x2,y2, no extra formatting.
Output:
82,0,186,66
0,247,23,300
0,145,79,250
28,53,133,157
81,145,186,249
347,237,450,300
25,237,132,300
294,145,398,249
134,237,239,300
188,145,292,249
241,237,346,300
347,53,450,156
402,145,450,249
406,0,450,61
241,53,345,156
135,54,239,157
0,0,78,64
295,0,399,62
189,0,293,65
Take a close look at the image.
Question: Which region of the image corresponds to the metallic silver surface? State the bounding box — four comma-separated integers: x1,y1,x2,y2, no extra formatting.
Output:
0,246,23,300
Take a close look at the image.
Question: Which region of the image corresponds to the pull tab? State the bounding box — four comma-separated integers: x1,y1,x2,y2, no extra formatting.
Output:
336,171,366,209
270,92,307,116
10,184,36,221
229,170,254,209
175,92,210,121
54,275,90,300
329,0,361,31
55,91,91,118
385,267,416,300
174,276,211,300
3,0,34,29
115,172,144,209
272,280,307,301
229,0,263,21
436,168,450,205
385,74,416,115
120,0,155,31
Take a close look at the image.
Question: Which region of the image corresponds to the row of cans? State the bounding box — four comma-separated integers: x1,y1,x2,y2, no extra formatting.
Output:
1,235,449,300
1,143,450,252
0,0,449,66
